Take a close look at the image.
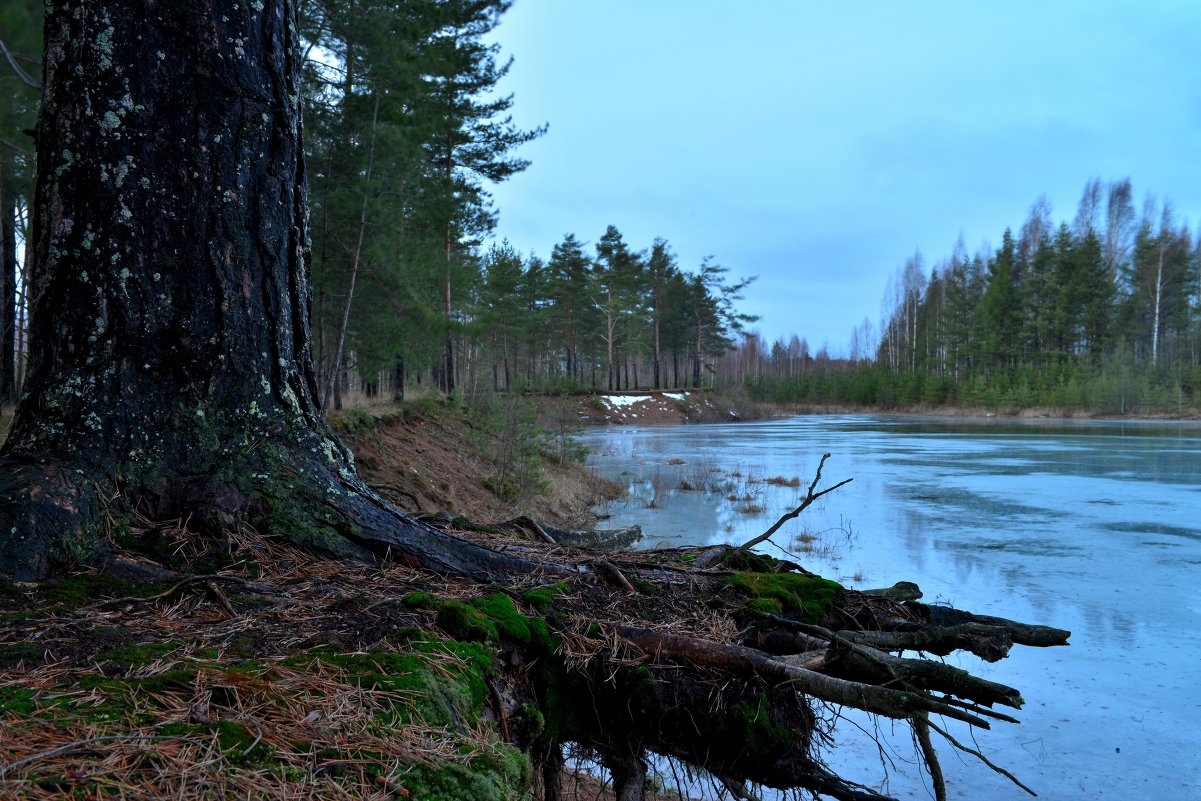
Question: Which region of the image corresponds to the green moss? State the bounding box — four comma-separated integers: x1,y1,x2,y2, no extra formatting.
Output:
95,641,179,666
76,666,196,696
723,550,781,572
726,571,842,624
714,692,793,767
327,407,376,435
0,579,30,606
399,745,530,801
289,640,493,729
436,600,498,642
435,594,555,652
35,574,174,609
745,597,784,616
155,720,274,765
626,665,657,713
0,642,46,667
216,719,276,764
0,686,38,716
518,703,545,741
536,659,588,747
521,582,569,612
133,668,198,694
471,594,531,644
402,591,434,608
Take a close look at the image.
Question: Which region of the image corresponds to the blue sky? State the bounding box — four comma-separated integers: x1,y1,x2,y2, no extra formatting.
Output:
485,1,1201,353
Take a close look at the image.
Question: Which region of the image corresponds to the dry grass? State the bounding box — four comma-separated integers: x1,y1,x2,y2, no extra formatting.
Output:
0,522,766,801
763,475,802,488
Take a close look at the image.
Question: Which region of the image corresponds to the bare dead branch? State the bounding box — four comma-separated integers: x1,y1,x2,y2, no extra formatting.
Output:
0,35,40,89
614,625,990,728
927,719,1038,797
913,713,947,801
82,574,255,610
734,452,853,555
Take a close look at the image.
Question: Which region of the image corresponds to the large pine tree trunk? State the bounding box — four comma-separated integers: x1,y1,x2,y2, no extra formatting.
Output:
0,0,541,582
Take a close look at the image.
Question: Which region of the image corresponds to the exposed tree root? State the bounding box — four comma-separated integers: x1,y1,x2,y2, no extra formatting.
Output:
0,468,1070,800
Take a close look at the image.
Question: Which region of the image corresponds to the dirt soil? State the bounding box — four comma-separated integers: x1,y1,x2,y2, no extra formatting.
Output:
550,390,749,426
343,406,621,528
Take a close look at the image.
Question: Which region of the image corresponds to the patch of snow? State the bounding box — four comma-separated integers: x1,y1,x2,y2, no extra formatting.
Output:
662,392,687,401
603,394,653,408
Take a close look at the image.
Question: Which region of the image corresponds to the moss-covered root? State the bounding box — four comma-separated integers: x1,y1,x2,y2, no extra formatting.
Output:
725,571,843,623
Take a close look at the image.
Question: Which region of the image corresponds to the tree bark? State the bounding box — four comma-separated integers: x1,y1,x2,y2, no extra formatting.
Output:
0,0,545,582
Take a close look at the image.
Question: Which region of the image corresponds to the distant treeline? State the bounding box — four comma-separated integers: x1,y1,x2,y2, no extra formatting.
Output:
725,178,1201,414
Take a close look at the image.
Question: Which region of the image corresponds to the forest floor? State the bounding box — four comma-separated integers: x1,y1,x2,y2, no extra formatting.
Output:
0,401,701,800
0,397,1074,800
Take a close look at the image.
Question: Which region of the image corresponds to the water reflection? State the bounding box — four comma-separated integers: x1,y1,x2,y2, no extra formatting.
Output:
583,415,1201,800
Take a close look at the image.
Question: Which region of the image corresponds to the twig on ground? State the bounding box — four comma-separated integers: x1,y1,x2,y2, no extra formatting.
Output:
0,735,199,776
83,574,254,610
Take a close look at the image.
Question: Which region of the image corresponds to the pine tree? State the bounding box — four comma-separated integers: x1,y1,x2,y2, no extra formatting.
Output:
593,226,643,390
972,230,1023,375
478,240,524,390
645,238,680,389
0,0,40,403
544,233,593,384
421,0,545,392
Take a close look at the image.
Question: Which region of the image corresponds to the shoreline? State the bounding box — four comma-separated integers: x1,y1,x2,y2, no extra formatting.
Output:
779,401,1201,423
569,393,1201,427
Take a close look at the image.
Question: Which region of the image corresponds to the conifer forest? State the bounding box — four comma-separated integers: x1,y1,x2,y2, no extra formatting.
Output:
4,2,1200,415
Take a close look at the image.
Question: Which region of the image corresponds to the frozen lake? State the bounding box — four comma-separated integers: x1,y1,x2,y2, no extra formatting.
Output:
582,415,1201,800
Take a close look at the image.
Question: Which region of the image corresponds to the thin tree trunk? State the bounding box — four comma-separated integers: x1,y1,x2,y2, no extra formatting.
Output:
14,204,29,397
1152,240,1164,368
0,179,15,403
652,315,661,389
323,91,381,412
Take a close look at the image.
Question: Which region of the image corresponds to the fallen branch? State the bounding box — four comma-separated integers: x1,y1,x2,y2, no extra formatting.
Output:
82,574,256,610
922,605,1071,648
735,452,853,556
860,581,923,601
592,559,636,593
614,625,990,728
759,615,1024,709
508,516,557,544
842,623,1016,662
